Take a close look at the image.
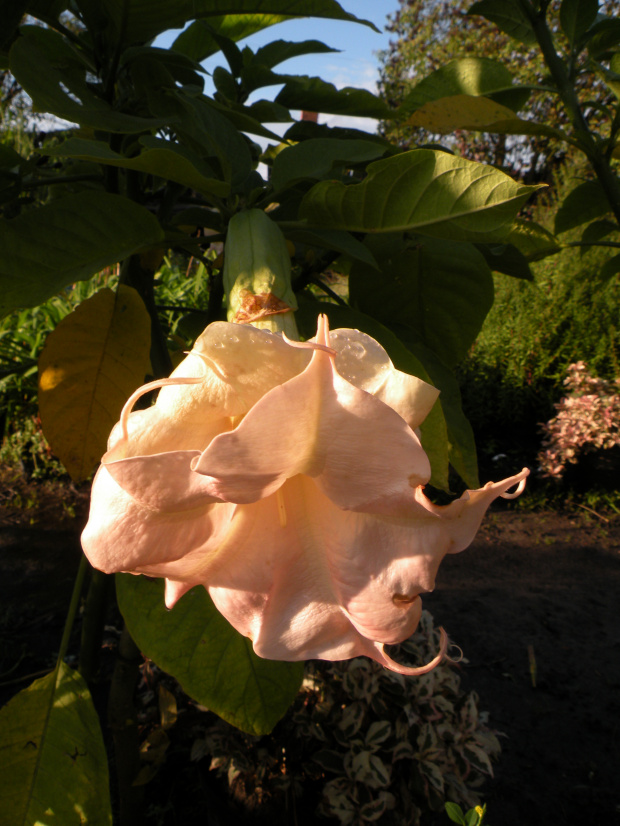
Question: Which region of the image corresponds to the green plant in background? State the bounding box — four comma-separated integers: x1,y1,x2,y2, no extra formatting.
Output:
445,802,487,826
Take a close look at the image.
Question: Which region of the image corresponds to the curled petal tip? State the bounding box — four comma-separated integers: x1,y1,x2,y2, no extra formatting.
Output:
500,467,530,500
375,627,449,676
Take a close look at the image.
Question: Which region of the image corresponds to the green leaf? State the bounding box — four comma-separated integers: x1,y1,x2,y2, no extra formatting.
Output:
294,299,451,490
253,38,338,69
476,242,533,279
299,149,541,243
10,26,165,133
349,235,493,370
0,662,112,826
507,219,561,261
276,76,390,119
585,16,620,58
102,1,378,49
283,227,380,268
445,802,467,825
38,286,151,482
0,192,164,316
271,138,388,191
116,575,303,735
399,57,530,116
554,179,611,233
580,218,619,246
46,137,230,198
407,95,569,141
560,0,599,49
172,15,291,62
468,0,537,46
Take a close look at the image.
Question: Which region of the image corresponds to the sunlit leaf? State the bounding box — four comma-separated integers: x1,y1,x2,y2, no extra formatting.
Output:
0,662,112,826
399,57,530,115
299,149,541,243
407,95,569,141
38,286,151,481
116,575,304,735
507,219,561,261
0,192,164,316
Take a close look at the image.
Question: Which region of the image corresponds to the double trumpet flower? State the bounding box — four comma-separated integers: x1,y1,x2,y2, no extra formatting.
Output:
82,315,528,675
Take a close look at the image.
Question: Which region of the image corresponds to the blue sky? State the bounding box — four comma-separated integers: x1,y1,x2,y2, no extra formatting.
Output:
158,2,401,132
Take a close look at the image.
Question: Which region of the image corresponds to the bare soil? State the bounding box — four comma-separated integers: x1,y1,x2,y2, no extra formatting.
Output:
1,472,619,826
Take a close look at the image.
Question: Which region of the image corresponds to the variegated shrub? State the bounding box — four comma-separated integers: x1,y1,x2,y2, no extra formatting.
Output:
191,612,500,825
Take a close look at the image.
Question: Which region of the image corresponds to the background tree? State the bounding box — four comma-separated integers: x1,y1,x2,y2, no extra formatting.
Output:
378,0,620,181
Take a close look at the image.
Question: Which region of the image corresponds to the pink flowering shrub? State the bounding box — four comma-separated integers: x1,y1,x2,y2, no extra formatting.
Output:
538,362,620,479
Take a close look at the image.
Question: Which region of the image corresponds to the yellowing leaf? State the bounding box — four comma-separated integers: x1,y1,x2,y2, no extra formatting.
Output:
38,286,151,481
0,662,112,826
408,94,568,141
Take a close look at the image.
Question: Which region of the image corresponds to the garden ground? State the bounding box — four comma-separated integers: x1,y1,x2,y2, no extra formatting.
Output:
1,472,619,826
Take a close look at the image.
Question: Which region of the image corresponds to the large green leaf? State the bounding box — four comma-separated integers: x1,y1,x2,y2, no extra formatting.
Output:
38,286,151,482
116,575,304,736
100,1,378,48
271,138,388,192
407,95,569,142
468,0,537,46
299,149,541,243
349,235,494,369
173,15,290,62
276,76,390,119
399,57,530,115
554,179,611,233
560,0,599,49
47,137,230,198
0,192,164,316
10,26,165,133
0,662,112,826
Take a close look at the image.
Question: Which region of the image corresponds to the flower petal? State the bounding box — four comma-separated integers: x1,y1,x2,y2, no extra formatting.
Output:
327,328,439,429
81,463,235,576
193,316,431,513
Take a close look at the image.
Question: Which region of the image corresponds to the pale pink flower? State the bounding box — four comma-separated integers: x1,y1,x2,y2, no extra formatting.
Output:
82,316,528,675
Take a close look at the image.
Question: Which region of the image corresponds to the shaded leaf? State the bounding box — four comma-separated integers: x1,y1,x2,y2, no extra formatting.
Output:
554,179,611,233
253,37,338,70
0,662,112,826
283,226,380,269
271,138,388,191
10,26,165,133
399,57,530,115
349,235,494,368
468,0,537,46
560,0,599,48
477,242,533,280
585,15,620,58
0,192,164,316
116,575,304,735
172,15,291,62
107,1,378,49
47,137,230,198
38,286,151,481
299,150,541,242
408,95,568,141
276,76,390,119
